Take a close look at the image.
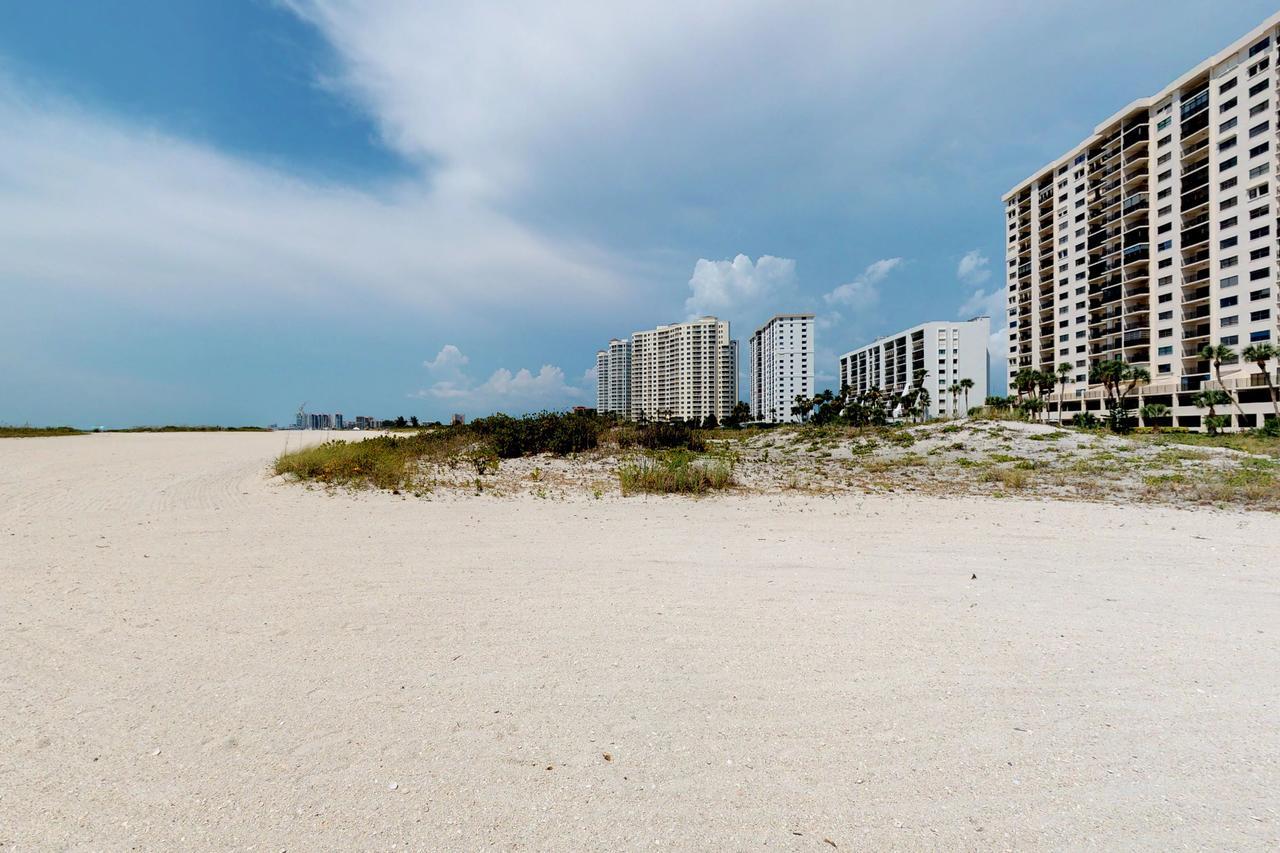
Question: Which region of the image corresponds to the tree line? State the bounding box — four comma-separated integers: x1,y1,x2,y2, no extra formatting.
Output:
1004,343,1278,435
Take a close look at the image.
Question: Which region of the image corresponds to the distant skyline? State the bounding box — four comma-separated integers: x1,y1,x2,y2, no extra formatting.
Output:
3,1,1278,426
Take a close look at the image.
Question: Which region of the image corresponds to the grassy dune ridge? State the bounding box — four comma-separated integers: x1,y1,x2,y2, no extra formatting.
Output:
273,412,724,495
273,412,1280,508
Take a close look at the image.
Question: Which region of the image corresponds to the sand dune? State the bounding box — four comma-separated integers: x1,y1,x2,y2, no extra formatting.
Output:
2,432,1278,850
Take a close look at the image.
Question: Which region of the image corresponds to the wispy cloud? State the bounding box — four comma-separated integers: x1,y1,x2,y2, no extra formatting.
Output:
823,258,902,308
956,249,991,285
0,78,628,321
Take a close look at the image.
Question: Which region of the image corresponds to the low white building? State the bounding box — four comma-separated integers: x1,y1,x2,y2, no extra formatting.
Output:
749,313,814,422
839,317,990,417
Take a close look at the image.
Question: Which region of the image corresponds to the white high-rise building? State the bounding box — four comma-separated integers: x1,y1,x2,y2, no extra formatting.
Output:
1005,13,1280,429
839,318,990,417
595,338,631,416
749,313,815,422
629,317,738,423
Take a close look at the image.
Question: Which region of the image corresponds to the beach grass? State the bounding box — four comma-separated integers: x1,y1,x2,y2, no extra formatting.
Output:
617,451,734,495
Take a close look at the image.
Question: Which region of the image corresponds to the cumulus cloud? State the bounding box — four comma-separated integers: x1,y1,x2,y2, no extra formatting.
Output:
956,249,992,285
684,254,797,319
823,258,902,307
423,344,469,371
414,345,586,410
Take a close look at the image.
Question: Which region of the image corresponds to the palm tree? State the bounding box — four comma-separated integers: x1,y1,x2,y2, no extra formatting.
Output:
1241,343,1280,426
1191,389,1232,435
1089,359,1149,432
1035,370,1055,424
949,385,961,417
1012,368,1038,403
1020,396,1046,421
958,378,974,416
1055,363,1072,426
791,394,814,423
1139,403,1169,431
1200,343,1243,427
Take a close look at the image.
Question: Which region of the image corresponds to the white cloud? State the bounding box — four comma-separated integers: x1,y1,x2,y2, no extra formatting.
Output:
684,254,797,319
823,258,902,307
956,249,991,285
958,286,1003,320
482,365,579,398
423,344,469,371
414,346,586,410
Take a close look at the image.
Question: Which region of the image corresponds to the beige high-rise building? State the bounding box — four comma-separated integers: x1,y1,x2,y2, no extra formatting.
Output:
1005,13,1280,429
629,317,738,423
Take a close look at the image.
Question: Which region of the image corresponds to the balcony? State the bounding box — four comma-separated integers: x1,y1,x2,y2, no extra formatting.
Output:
1182,137,1209,158
1122,245,1150,265
1181,186,1209,211
1180,109,1210,139
1122,124,1150,150
1122,331,1151,347
1183,248,1211,267
1180,89,1209,119
1121,192,1149,213
1180,223,1209,247
1181,167,1209,194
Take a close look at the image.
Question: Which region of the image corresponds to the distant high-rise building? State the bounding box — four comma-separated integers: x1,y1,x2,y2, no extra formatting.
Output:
333,413,345,430
595,338,631,417
629,317,738,423
839,318,990,417
749,313,815,422
1005,13,1280,429
451,413,465,426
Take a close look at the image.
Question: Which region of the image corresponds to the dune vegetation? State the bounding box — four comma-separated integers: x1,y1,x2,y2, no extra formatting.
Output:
0,425,86,438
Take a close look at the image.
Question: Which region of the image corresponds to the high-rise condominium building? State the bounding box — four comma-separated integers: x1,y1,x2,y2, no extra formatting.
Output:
630,317,738,422
749,313,815,422
595,338,631,416
839,318,990,417
1005,14,1280,429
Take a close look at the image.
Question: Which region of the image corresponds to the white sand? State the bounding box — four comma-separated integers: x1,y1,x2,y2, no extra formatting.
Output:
2,432,1278,850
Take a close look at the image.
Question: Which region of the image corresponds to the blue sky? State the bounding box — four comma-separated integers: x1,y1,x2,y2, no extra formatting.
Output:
2,0,1277,426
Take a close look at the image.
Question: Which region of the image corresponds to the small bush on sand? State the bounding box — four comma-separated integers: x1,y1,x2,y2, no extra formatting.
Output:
981,467,1031,489
617,451,732,495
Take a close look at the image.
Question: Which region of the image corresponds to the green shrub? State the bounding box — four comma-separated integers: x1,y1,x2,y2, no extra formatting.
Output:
634,421,705,452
